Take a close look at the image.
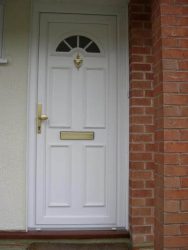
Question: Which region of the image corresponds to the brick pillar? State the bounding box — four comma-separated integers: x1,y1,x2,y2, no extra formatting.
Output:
153,0,188,249
130,0,188,249
129,0,155,248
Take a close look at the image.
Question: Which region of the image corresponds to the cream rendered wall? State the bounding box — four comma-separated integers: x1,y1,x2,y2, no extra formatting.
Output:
0,0,30,229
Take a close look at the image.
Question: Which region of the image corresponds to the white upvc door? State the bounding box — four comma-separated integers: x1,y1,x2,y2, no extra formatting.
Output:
35,13,121,228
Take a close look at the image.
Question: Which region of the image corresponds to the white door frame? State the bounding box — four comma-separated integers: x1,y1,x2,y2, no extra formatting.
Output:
27,0,129,230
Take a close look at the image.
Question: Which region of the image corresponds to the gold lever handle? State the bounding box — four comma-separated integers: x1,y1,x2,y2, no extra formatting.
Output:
37,104,48,134
39,114,48,121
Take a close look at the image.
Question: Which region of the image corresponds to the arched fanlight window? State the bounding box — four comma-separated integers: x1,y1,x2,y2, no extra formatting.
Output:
56,35,100,53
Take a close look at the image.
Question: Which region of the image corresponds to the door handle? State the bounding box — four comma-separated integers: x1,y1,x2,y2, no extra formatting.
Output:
39,114,48,121
37,104,48,134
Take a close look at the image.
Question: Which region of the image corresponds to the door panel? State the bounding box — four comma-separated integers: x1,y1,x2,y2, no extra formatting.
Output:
36,13,117,228
48,145,72,207
49,67,72,127
84,68,106,128
84,145,106,207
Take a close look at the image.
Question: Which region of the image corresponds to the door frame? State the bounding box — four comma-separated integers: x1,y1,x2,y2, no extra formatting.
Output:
27,0,129,230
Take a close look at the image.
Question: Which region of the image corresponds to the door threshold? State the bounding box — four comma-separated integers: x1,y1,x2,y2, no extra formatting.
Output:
0,229,130,240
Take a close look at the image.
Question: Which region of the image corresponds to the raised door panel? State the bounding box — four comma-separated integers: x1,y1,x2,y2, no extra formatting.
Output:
47,145,72,207
84,145,106,207
84,68,106,128
49,67,72,128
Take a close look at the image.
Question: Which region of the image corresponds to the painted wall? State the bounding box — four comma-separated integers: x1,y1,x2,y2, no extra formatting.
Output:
0,0,30,229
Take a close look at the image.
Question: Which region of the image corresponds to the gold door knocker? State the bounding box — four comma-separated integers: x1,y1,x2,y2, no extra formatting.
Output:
74,53,83,70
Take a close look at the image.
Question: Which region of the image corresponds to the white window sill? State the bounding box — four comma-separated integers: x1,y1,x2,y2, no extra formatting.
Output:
0,58,8,64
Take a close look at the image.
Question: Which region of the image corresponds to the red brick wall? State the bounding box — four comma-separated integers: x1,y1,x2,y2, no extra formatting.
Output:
129,0,188,249
156,0,188,249
129,0,155,248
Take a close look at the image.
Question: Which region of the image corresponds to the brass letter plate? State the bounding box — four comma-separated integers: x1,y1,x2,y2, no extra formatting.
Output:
60,131,94,140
